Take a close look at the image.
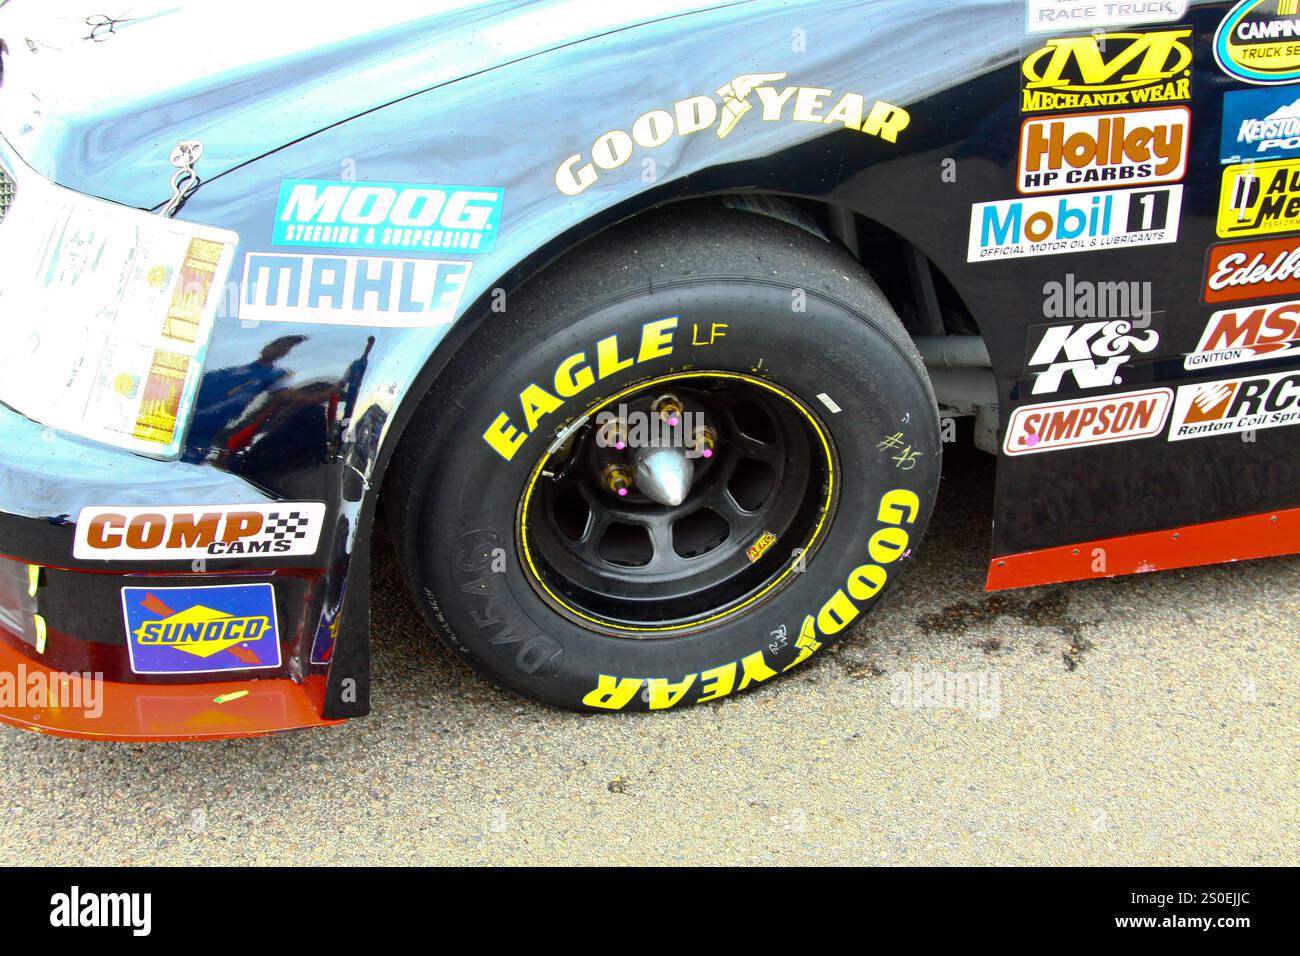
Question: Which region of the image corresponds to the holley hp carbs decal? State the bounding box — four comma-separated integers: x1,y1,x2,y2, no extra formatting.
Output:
75,503,326,560
1018,107,1189,194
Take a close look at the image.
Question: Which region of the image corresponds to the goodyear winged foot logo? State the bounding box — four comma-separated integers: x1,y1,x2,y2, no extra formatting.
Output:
121,583,281,674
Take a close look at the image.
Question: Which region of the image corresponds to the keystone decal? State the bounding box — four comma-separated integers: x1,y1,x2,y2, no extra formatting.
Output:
1214,0,1300,85
968,185,1181,261
1003,387,1173,455
1021,28,1192,113
554,72,909,195
1204,236,1300,303
1217,158,1300,237
1026,320,1160,394
240,252,471,326
1169,370,1300,440
1026,1,1189,34
121,583,281,675
273,180,504,254
1018,107,1189,193
1221,88,1300,163
1187,300,1300,370
74,503,327,560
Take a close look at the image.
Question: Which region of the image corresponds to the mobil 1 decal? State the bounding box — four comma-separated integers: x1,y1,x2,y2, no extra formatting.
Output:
1018,106,1189,193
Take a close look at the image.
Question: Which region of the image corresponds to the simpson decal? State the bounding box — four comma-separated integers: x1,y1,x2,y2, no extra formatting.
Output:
240,253,471,326
1021,29,1192,113
273,180,504,253
1215,0,1300,85
1169,370,1300,440
1026,2,1189,34
1217,159,1300,237
1003,388,1172,454
1018,107,1189,193
74,503,326,560
968,186,1181,261
554,72,909,195
1187,300,1300,370
1204,237,1300,303
1221,88,1300,163
121,583,281,675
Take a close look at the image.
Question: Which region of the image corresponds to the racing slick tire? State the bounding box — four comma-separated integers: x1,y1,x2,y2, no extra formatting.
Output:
387,206,941,712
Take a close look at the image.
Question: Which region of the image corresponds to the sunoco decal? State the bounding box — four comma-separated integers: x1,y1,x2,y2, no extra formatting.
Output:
1169,371,1300,440
1221,88,1300,163
1003,388,1172,455
1204,237,1300,303
121,583,281,675
554,72,909,195
1217,158,1300,237
240,252,471,326
1026,1,1188,34
1018,107,1189,193
273,180,504,254
74,503,326,560
1214,0,1300,85
1187,300,1300,370
968,185,1182,261
1021,28,1192,113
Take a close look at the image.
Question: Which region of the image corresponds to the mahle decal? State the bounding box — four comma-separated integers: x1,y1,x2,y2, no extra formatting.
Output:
1217,158,1300,237
1021,29,1192,113
555,72,909,195
1215,0,1300,86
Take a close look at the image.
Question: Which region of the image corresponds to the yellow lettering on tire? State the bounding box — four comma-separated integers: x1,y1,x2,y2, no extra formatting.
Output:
554,353,595,397
583,675,643,710
648,674,696,710
867,525,910,565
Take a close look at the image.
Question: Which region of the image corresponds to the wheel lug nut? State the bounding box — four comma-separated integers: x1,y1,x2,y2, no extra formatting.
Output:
691,425,717,459
651,393,683,427
602,464,633,497
598,418,628,451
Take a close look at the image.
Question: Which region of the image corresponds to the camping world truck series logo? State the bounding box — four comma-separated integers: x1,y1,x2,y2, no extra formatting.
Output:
1021,28,1193,113
74,503,327,560
121,583,282,674
1215,0,1300,86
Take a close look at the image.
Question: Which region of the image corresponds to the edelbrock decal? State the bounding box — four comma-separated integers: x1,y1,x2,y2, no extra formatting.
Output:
1221,88,1300,163
1204,236,1300,303
1003,387,1172,455
1214,0,1300,86
1018,106,1189,193
1186,300,1300,370
75,503,326,560
273,180,504,254
968,185,1182,261
240,253,471,326
1026,1,1189,34
1020,28,1192,113
1169,370,1300,440
121,583,282,675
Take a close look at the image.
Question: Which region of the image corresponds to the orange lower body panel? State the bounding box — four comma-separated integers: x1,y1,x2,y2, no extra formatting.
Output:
0,638,343,741
987,506,1300,591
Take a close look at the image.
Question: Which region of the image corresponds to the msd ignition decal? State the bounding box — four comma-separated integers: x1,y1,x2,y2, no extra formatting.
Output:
582,489,918,711
1215,0,1300,85
1026,1,1188,34
1169,370,1300,440
121,584,281,675
968,185,1181,261
240,253,471,326
1004,387,1172,455
554,72,909,195
1204,236,1300,302
1187,300,1300,370
74,503,326,560
273,180,503,254
1018,107,1189,193
1026,319,1159,394
1020,28,1192,113
1217,159,1300,237
1221,88,1300,163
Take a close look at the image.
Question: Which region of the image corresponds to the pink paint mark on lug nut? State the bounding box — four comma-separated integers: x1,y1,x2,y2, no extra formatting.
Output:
615,442,626,450
668,416,680,427
617,487,628,497
702,448,714,458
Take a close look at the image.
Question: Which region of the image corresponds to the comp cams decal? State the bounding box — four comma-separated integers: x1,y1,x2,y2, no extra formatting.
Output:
240,252,471,326
1204,236,1300,302
273,180,504,254
1214,0,1300,86
74,503,326,560
1169,370,1300,440
1017,107,1189,193
554,72,910,195
1186,300,1300,370
1025,1,1188,34
1003,387,1173,455
968,185,1181,261
1026,320,1160,394
581,488,919,711
1221,88,1300,163
121,583,281,675
1217,158,1300,237
1020,28,1192,113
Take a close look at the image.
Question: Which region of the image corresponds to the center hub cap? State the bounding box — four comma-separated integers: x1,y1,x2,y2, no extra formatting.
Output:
631,445,694,506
